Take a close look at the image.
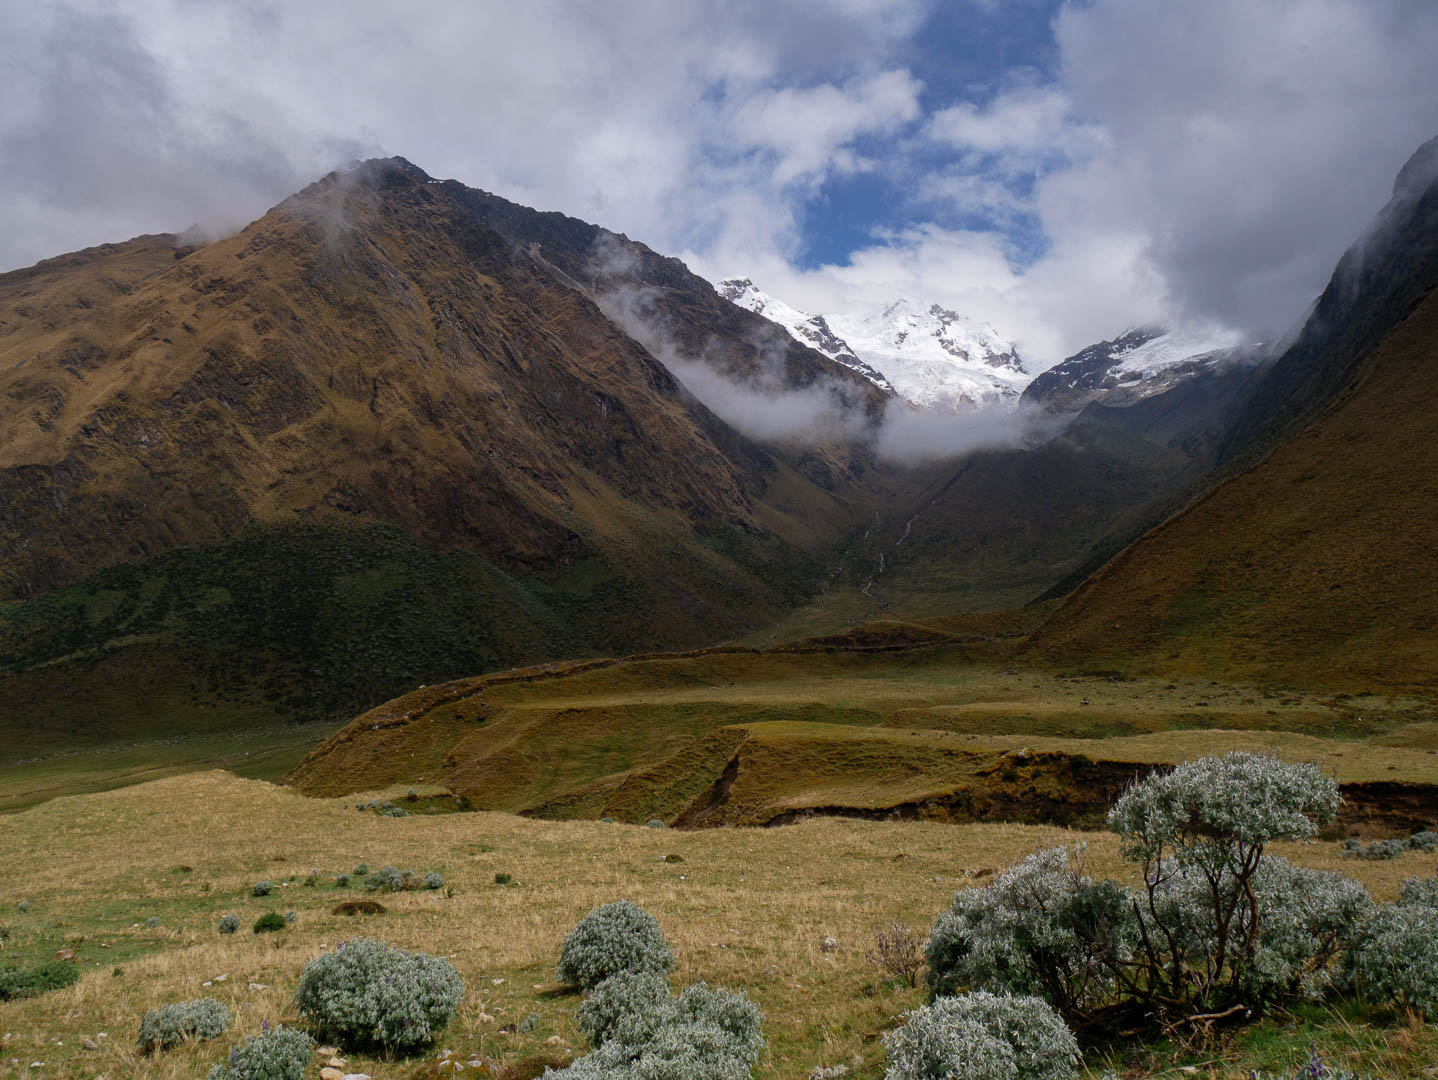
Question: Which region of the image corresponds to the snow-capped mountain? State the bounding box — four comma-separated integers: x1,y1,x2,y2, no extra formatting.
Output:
717,279,1027,410
1021,325,1247,413
716,278,893,390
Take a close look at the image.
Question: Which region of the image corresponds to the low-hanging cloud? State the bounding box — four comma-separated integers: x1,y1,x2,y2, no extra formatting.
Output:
591,244,1029,465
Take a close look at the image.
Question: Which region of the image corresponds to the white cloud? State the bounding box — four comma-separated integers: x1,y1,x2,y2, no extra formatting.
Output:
730,70,923,188
2,0,1436,378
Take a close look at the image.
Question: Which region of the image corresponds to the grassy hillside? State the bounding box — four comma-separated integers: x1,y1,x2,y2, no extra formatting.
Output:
285,637,1438,832
1027,283,1438,691
2,771,1435,1079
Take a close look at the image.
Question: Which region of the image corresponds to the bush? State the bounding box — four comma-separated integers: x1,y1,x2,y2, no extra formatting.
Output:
424,872,444,890
495,872,514,886
867,922,925,988
1352,902,1438,1018
218,914,240,935
926,753,1352,1031
1408,830,1438,853
925,846,1131,1011
253,911,287,934
883,991,1078,1080
251,881,274,897
0,960,81,1001
1397,873,1438,909
557,900,676,990
578,971,672,1048
292,937,464,1052
206,1024,314,1080
645,819,666,829
554,971,763,1080
146,916,162,928
138,997,232,1052
285,910,298,924
354,863,370,876
365,866,414,892
335,874,351,888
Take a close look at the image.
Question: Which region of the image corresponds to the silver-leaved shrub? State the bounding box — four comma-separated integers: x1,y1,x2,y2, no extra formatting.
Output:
557,900,676,989
927,753,1355,1030
138,997,232,1052
551,969,764,1080
292,937,464,1051
883,991,1079,1080
1352,902,1438,1018
206,1024,314,1080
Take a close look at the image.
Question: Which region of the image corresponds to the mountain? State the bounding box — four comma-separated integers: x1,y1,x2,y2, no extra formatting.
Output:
0,157,888,751
1021,326,1249,416
717,280,1027,409
1027,135,1438,690
714,278,892,390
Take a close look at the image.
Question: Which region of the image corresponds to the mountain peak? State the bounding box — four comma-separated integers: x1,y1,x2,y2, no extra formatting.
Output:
717,279,1027,409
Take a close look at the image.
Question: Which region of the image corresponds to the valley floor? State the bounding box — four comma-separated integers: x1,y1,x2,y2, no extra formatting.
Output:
1,772,1436,1079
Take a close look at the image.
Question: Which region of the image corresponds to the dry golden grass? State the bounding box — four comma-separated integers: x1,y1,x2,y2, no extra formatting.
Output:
3,772,1436,1079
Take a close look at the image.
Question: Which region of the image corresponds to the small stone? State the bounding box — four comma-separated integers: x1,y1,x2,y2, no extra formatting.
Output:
81,1038,99,1051
342,1074,372,1080
54,948,76,961
477,1012,494,1023
328,1058,346,1068
438,1049,453,1058
214,973,228,982
545,1035,564,1047
820,936,839,953
321,1069,344,1080
248,982,269,990
317,1047,339,1056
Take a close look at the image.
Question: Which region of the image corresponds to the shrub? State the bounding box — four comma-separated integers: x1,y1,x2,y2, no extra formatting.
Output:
1397,873,1438,909
867,922,925,987
883,991,1078,1080
354,863,370,876
251,881,274,897
1408,830,1438,853
138,997,232,1052
293,937,464,1052
554,971,763,1080
285,910,298,924
495,872,514,886
557,900,676,989
253,911,287,934
146,916,162,928
206,1023,314,1080
218,914,240,935
0,926,9,942
926,753,1352,1032
645,819,666,829
578,972,673,1048
925,846,1131,1012
425,872,445,890
0,960,81,1001
365,866,411,892
335,874,351,888
1352,902,1438,1018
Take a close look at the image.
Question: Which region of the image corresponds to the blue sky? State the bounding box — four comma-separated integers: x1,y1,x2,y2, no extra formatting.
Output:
3,1,1438,367
797,0,1067,269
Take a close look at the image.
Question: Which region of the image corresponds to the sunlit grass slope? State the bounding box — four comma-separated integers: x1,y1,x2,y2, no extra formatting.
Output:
3,772,1437,1079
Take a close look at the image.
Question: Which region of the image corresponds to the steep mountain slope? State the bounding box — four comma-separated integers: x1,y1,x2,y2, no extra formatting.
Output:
717,279,1027,409
0,158,885,746
1028,137,1438,690
1022,326,1248,417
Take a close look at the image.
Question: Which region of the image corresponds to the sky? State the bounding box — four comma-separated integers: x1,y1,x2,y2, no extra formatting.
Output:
3,1,1437,370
